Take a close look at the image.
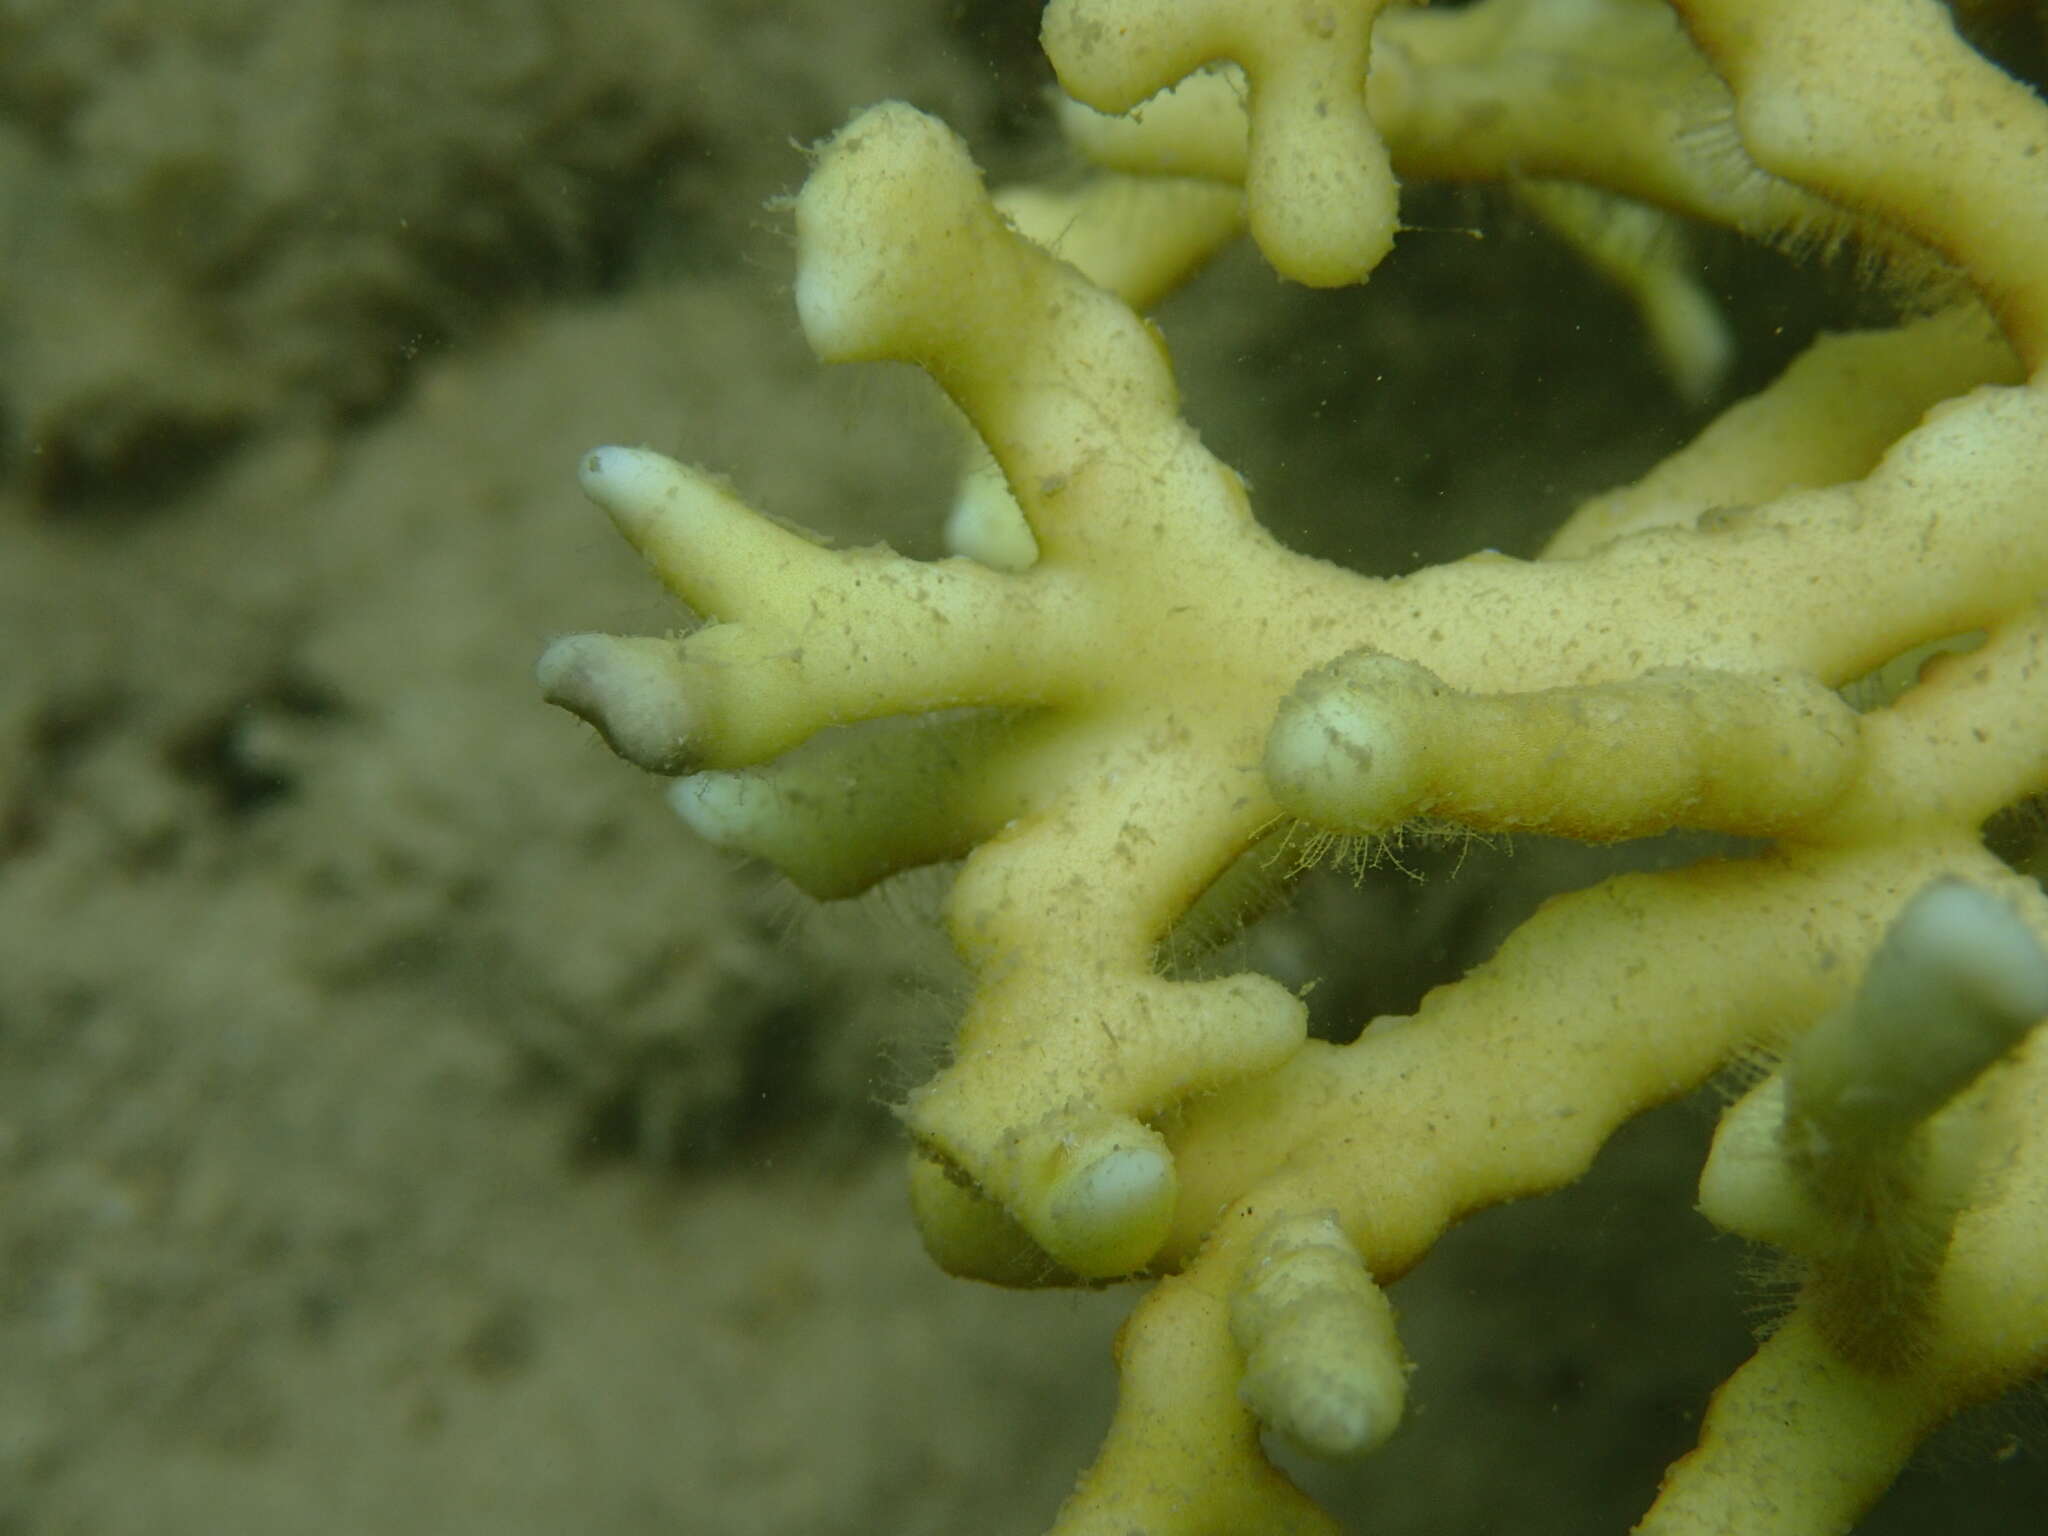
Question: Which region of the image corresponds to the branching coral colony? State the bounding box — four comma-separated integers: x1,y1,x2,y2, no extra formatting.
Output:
538,1,2048,1531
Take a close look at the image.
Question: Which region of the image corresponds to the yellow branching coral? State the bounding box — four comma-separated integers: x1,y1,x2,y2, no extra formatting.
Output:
539,1,2048,1530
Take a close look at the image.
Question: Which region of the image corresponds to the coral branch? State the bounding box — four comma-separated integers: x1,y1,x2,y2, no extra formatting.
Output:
538,1,2048,1529
1043,0,1405,284
1672,0,2048,366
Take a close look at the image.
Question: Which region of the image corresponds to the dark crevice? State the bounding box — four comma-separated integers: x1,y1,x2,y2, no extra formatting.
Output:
162,673,347,819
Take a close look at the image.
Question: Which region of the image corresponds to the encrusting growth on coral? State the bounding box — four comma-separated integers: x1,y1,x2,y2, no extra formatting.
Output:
539,1,2048,1531
1230,1209,1409,1462
1702,878,2048,1374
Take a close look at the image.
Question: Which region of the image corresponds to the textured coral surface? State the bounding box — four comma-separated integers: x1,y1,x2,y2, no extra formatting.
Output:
8,3,2048,1535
